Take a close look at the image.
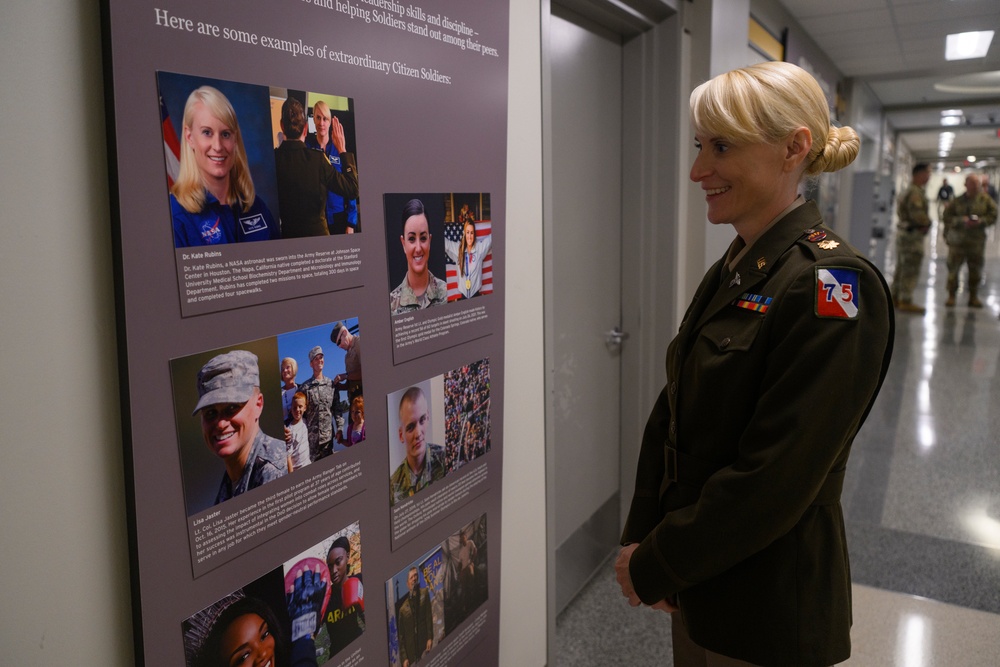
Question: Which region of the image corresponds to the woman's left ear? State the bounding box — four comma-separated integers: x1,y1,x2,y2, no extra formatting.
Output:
784,128,812,170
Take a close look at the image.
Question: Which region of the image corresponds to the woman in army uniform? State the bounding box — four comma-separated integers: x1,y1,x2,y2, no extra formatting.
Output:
615,62,894,667
390,198,448,314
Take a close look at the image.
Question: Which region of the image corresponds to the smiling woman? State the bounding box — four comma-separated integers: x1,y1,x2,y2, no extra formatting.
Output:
616,61,894,667
193,597,292,667
389,198,449,314
171,86,280,247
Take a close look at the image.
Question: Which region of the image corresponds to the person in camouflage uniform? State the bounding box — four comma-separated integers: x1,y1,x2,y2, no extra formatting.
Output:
891,163,931,313
942,173,998,307
390,197,449,315
389,387,447,506
298,345,339,462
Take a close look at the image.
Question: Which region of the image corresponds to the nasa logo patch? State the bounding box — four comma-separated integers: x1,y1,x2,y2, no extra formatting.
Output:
200,217,223,244
815,267,860,319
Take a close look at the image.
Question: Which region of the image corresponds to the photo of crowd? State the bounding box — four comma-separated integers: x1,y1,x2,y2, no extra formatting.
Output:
385,515,488,667
157,71,360,248
172,318,364,517
443,358,491,473
180,523,364,667
387,359,492,507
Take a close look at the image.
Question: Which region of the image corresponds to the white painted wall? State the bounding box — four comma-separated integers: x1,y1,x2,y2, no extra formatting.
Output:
500,0,548,664
0,0,547,664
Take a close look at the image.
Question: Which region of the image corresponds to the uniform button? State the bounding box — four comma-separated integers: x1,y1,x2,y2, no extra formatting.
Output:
720,337,731,349
669,420,676,437
669,382,677,395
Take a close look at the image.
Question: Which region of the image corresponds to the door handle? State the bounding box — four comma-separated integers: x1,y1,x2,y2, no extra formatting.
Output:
604,326,629,352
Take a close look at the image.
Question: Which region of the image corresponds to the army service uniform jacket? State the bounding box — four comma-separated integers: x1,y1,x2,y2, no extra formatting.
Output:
622,202,894,666
274,139,359,238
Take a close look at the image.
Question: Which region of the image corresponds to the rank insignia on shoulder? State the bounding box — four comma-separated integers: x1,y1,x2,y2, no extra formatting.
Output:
806,229,827,243
818,240,840,250
816,267,859,319
733,292,773,313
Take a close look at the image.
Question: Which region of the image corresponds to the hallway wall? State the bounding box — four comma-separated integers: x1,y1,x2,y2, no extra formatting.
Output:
0,0,547,664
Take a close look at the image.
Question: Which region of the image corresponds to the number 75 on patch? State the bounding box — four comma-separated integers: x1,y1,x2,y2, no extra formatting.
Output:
815,267,860,319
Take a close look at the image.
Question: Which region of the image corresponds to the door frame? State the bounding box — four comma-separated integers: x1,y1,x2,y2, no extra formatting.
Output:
541,0,684,663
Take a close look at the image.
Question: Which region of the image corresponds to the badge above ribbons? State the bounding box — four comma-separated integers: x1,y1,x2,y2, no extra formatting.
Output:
815,267,860,319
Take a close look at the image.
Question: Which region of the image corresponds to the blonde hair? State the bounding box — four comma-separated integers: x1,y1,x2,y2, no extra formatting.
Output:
171,86,256,213
312,99,330,121
690,61,859,176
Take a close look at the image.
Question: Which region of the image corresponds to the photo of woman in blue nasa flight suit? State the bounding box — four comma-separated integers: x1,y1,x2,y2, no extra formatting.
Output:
160,73,280,248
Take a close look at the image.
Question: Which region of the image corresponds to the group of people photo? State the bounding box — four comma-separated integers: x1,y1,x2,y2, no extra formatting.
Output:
172,318,363,517
443,359,491,474
385,193,494,315
158,71,360,248
386,358,492,507
385,515,488,667
181,522,365,667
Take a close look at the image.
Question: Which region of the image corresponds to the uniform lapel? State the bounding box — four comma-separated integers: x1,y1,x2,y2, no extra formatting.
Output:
690,202,823,333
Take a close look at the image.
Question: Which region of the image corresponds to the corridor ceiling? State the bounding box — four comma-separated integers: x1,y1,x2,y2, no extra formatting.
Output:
779,0,1000,166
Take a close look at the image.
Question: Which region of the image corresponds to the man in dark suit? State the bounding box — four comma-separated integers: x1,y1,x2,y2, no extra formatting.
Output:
274,97,359,237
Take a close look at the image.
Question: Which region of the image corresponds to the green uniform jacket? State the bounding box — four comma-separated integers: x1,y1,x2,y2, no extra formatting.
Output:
896,182,930,232
622,202,894,666
942,191,998,243
274,140,359,238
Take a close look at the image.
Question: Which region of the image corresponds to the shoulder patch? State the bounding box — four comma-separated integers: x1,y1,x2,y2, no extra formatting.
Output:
816,267,860,319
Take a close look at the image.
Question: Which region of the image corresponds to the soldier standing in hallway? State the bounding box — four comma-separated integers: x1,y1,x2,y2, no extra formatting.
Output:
942,173,998,308
892,163,931,314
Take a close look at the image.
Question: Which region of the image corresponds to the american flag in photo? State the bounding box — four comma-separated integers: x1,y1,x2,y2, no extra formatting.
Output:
445,220,493,301
160,96,181,189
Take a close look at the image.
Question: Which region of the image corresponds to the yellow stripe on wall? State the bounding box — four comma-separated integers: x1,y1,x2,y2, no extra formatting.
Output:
749,17,784,62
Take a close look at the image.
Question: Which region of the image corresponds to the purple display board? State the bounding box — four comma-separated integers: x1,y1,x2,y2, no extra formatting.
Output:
101,1,508,664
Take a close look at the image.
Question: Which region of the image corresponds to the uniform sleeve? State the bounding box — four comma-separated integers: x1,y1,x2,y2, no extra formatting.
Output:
906,189,930,227
628,256,892,604
943,199,957,231
981,195,998,227
621,384,671,544
422,594,433,645
322,153,360,199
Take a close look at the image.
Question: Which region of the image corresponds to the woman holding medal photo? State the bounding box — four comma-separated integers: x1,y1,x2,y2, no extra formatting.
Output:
615,61,894,666
170,85,279,247
444,208,493,300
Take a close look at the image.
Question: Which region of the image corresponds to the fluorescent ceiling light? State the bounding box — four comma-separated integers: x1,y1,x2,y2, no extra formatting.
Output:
935,71,1000,94
968,155,977,162
941,109,963,117
941,116,962,126
945,31,994,61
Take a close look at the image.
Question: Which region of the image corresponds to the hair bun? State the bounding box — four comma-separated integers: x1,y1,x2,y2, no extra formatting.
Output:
810,125,860,174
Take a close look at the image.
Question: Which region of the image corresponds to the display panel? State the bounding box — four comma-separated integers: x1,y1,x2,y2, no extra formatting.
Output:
101,0,509,663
